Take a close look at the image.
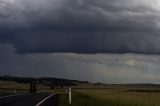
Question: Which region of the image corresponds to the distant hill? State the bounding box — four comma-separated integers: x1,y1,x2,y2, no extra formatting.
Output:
0,75,89,87
0,75,160,89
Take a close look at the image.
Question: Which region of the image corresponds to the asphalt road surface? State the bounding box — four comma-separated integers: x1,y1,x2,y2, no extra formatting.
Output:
0,93,59,106
0,93,14,97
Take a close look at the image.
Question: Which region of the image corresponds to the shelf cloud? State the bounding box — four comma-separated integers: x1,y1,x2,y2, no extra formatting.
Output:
0,0,160,54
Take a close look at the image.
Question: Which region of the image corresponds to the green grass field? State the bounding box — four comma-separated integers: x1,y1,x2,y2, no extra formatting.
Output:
59,89,160,106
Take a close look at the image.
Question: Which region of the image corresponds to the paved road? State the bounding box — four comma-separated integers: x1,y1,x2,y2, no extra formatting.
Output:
0,93,14,97
0,93,59,106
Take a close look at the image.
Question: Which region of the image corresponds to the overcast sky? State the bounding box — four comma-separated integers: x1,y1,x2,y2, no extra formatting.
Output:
1,0,160,83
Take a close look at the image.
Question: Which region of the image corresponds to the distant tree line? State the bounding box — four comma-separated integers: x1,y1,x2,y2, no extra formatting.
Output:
0,75,35,83
0,75,89,88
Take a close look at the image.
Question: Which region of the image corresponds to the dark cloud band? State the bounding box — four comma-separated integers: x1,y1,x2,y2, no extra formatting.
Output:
0,0,160,54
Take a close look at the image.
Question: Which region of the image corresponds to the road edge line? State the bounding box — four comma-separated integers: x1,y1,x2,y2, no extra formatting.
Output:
35,94,55,106
0,93,27,99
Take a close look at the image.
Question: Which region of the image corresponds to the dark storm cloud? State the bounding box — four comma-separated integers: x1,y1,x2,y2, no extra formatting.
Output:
0,0,160,54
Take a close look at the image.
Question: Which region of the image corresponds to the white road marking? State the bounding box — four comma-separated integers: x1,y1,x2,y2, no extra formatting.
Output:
0,93,27,99
35,94,55,106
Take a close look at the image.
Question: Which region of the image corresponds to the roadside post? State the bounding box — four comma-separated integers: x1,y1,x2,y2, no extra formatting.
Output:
69,87,72,104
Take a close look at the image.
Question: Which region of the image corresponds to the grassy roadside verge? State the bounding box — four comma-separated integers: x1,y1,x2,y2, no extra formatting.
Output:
58,90,160,106
58,92,108,106
58,92,141,106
